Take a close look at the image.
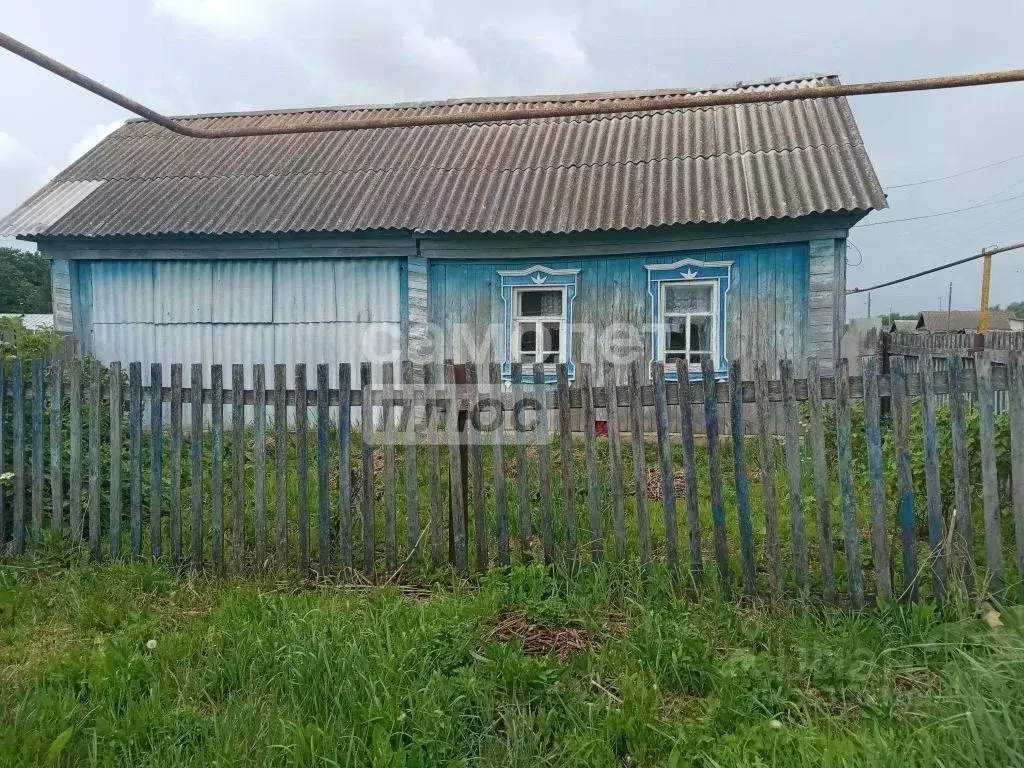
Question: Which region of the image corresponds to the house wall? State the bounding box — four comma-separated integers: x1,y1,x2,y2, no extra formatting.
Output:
43,235,414,388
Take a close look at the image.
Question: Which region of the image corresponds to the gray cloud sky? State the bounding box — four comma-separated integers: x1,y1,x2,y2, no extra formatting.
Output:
2,0,1023,315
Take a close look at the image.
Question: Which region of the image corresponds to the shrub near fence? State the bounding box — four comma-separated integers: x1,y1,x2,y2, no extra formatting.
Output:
1,352,1024,608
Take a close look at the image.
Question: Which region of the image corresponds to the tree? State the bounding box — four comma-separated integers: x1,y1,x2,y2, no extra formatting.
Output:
0,247,51,313
1005,301,1024,319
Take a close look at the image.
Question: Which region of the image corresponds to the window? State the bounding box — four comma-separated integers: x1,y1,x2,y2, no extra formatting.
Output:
499,266,579,382
660,281,716,369
647,258,732,380
513,287,565,366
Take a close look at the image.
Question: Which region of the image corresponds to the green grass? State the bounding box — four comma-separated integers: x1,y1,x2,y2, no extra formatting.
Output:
3,553,1024,766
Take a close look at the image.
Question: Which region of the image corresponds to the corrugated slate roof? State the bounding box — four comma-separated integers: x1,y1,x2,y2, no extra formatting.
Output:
917,311,1013,332
1,75,885,239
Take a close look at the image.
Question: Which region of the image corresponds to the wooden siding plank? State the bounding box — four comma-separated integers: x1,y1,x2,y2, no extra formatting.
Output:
168,364,181,564
210,364,224,571
807,357,837,601
920,363,947,600
252,364,266,560
754,360,781,596
652,362,680,583
31,362,43,540
231,365,245,569
976,352,1004,595
676,360,703,585
447,361,469,573
129,362,143,561
88,361,101,560
68,360,82,541
556,363,577,559
273,364,288,566
150,363,164,559
532,364,554,563
49,363,64,532
604,362,627,561
424,363,444,567
338,363,353,572
317,364,332,573
702,355,729,591
466,363,487,571
863,358,891,602
490,362,509,567
729,361,757,596
360,363,374,577
780,360,808,590
890,357,918,601
835,359,864,608
382,362,398,573
580,363,602,563
190,364,204,568
1008,351,1024,586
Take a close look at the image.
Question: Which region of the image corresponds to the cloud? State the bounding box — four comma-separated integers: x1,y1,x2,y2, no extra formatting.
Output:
67,120,125,163
0,132,49,219
151,0,591,102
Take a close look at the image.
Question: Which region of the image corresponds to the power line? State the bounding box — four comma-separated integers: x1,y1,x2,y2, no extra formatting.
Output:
885,151,1024,189
858,192,1024,227
846,241,1024,295
3,30,1024,138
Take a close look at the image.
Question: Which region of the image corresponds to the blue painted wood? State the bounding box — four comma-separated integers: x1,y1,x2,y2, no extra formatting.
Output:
947,357,975,595
129,362,143,560
753,360,781,596
338,363,353,571
728,361,756,596
210,364,224,571
675,359,702,585
862,358,890,602
11,361,25,554
701,355,729,591
835,359,864,608
151,363,164,559
68,361,82,541
890,357,918,602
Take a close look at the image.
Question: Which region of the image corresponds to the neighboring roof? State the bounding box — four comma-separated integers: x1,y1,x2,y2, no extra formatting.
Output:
889,319,918,333
1,74,886,239
916,310,1013,332
0,313,54,331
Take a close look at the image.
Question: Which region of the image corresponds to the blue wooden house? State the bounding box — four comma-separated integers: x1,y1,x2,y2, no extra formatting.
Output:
0,75,885,389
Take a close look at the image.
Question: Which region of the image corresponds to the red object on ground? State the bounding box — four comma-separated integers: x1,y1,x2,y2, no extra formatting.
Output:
595,420,609,437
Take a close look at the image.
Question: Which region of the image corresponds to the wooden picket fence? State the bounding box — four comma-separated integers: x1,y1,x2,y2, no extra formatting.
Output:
2,352,1024,608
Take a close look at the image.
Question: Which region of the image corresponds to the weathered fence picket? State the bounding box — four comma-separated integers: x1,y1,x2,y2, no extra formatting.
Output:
3,351,1023,613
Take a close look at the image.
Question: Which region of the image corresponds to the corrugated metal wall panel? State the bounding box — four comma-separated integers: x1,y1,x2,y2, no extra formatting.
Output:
91,262,154,322
94,323,156,370
336,259,401,322
212,261,274,323
273,260,337,322
210,324,276,386
155,262,213,323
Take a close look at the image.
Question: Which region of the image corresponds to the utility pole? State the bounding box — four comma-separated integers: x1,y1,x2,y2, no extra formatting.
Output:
867,293,872,318
978,247,994,332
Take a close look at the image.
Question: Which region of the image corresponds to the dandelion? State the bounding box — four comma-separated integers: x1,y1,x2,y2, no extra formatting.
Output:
145,639,157,650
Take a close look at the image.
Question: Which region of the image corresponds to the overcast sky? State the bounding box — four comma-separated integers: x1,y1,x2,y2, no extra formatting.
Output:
2,1,1023,317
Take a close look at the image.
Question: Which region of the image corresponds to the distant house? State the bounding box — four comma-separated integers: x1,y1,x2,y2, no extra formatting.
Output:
0,75,885,385
0,313,54,332
916,311,1014,333
889,319,918,333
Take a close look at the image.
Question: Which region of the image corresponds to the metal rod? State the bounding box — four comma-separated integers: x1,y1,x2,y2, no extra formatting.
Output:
978,250,994,331
2,30,1024,139
847,241,1024,295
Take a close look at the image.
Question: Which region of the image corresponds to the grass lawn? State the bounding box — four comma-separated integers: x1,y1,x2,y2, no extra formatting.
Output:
2,553,1024,767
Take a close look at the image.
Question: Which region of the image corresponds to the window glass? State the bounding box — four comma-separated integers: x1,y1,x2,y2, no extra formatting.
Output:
665,317,687,352
689,316,712,351
519,326,537,352
520,289,562,317
664,284,712,314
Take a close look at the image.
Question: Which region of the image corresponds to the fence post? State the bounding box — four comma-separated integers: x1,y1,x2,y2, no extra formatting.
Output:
489,362,509,566
252,364,265,561
947,356,975,595
628,361,652,575
603,362,626,561
190,363,204,569
976,351,1004,596
48,363,63,534
466,363,487,572
835,358,864,608
652,362,679,584
580,363,601,564
862,357,891,602
728,360,756,596
402,361,421,563
780,360,808,592
129,362,143,560
88,360,101,561
676,359,703,587
754,360,781,597
12,361,25,554
210,364,224,571
169,364,181,563
232,364,246,569
556,363,577,560
919,361,947,600
701,355,729,592
1008,350,1024,583
807,357,837,602
31,361,44,541
151,363,164,560
273,364,287,567
338,363,352,572
382,362,397,573
294,364,309,575
68,360,82,541
890,356,918,602
0,365,6,546
532,362,553,564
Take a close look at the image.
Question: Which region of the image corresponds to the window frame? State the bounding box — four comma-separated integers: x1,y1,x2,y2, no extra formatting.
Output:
658,279,719,371
498,266,579,383
511,285,568,368
646,258,732,381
